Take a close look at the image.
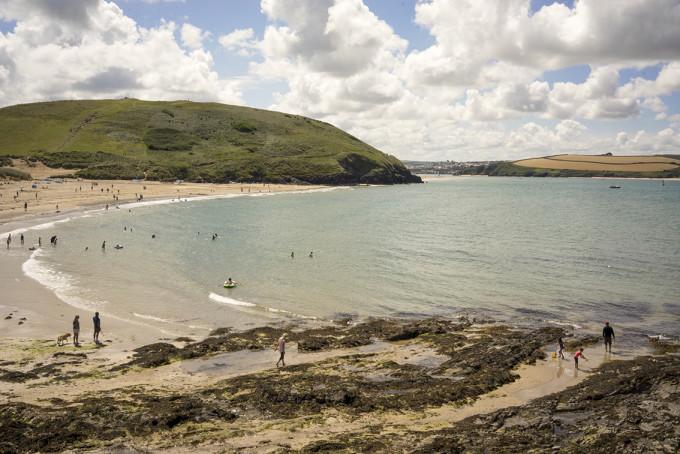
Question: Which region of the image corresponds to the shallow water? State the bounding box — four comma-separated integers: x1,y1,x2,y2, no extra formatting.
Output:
16,177,680,346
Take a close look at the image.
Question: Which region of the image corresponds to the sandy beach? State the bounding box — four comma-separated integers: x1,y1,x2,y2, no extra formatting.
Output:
1,164,676,453
0,160,327,225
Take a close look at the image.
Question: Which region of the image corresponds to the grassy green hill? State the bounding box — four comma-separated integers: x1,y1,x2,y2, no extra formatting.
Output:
0,99,420,185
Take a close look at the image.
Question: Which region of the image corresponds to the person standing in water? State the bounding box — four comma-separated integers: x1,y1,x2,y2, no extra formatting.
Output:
557,338,565,359
603,321,615,353
574,347,587,369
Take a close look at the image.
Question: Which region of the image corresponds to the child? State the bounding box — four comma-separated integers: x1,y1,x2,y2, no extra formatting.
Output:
557,338,565,359
574,347,587,369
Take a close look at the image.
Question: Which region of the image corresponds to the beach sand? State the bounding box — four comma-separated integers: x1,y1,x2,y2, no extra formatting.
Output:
0,164,655,452
0,159,326,225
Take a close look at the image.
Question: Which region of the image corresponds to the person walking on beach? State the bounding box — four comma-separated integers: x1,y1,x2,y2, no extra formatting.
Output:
574,348,587,369
101,240,106,251
93,312,101,342
6,234,10,248
276,334,287,367
603,321,615,353
73,315,80,346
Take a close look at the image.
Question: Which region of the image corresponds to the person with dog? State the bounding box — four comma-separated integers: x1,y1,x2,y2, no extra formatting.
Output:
93,312,101,342
73,315,80,346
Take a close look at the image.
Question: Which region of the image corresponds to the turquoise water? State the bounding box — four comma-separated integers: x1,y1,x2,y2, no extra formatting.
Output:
21,177,680,343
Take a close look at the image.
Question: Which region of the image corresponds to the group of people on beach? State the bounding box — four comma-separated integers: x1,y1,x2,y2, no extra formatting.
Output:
556,321,616,369
71,312,102,346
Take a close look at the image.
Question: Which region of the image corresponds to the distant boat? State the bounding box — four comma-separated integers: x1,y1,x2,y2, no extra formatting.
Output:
609,185,621,189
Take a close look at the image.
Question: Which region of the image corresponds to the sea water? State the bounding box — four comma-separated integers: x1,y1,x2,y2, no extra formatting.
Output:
18,177,680,344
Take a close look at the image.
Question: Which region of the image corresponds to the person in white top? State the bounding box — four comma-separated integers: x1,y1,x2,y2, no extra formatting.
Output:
276,334,287,367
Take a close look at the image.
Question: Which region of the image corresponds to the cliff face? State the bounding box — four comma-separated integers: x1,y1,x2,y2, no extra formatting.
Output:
0,99,421,185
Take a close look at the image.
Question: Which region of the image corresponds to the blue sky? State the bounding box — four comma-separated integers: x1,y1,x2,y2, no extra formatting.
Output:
1,0,679,161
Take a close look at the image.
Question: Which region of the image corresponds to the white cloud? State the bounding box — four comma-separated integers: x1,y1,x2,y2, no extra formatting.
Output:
0,0,244,106
410,0,680,75
641,97,667,113
181,23,210,50
219,28,254,54
0,0,679,161
669,114,680,129
240,0,679,161
256,0,408,119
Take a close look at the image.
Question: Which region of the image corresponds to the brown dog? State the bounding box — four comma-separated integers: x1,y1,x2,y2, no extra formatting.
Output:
57,332,71,346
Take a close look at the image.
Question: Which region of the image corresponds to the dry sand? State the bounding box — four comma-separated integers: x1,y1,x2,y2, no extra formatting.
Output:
0,162,626,451
0,159,326,224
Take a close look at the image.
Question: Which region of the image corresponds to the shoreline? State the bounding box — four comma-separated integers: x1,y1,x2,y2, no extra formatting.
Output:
1,174,331,349
2,171,676,452
0,171,655,372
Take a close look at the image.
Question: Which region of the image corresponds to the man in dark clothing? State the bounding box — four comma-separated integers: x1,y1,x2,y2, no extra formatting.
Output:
603,321,615,352
93,312,101,342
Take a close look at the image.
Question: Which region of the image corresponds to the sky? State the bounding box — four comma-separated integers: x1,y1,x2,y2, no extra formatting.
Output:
1,0,679,162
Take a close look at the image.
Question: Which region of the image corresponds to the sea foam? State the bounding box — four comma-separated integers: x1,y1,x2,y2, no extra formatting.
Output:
22,249,107,312
209,292,256,307
133,312,175,324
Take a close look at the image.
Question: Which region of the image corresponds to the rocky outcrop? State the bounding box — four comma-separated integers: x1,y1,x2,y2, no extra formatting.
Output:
1,318,677,453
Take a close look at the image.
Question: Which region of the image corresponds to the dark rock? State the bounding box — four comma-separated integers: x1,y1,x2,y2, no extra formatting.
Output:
0,369,38,383
2,318,676,453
